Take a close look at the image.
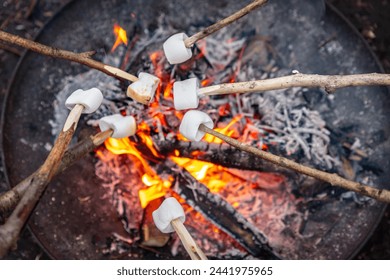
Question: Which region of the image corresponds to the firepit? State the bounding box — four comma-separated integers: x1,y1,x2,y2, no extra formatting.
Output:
1,0,390,259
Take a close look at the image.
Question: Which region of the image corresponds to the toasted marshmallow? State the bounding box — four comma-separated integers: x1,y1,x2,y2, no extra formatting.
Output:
127,72,160,105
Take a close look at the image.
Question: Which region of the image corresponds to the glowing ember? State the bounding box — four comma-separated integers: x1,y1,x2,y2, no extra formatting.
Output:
111,23,128,52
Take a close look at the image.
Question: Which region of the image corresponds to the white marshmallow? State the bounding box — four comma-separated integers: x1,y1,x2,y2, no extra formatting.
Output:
179,110,214,141
173,78,199,110
163,33,193,64
152,197,185,233
65,88,103,114
127,72,160,105
98,114,136,138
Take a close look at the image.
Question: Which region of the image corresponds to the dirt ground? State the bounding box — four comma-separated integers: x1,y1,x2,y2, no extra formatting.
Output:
0,0,389,259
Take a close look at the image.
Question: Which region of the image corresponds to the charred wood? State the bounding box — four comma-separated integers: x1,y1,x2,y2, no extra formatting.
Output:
154,138,297,176
169,159,280,259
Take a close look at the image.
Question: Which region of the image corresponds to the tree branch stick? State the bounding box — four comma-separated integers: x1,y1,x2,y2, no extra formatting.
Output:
198,73,390,96
0,129,113,219
171,218,208,260
0,30,138,82
184,0,268,47
0,41,22,56
0,105,87,257
199,124,390,203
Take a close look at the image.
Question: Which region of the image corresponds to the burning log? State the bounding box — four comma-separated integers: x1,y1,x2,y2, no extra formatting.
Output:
173,74,390,110
153,138,296,176
163,0,268,64
170,160,279,259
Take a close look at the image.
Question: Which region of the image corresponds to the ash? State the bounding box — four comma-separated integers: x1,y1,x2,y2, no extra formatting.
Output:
94,150,145,240
247,87,340,169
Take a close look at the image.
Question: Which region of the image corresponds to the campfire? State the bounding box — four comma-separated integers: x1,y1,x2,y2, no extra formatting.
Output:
87,27,296,259
0,0,390,260
45,12,383,259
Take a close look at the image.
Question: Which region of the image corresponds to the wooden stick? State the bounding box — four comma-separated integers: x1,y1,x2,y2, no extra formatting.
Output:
0,105,88,257
0,41,22,56
0,30,138,82
171,218,208,260
184,0,268,48
198,124,390,203
63,104,84,131
0,129,113,218
198,73,390,96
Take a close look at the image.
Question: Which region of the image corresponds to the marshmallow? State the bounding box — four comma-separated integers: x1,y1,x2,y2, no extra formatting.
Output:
179,110,214,141
99,114,136,138
65,88,103,114
173,78,199,110
127,72,160,105
152,197,185,233
163,33,193,64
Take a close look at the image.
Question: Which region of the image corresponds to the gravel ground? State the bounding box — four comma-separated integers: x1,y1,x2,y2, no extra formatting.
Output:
0,0,389,259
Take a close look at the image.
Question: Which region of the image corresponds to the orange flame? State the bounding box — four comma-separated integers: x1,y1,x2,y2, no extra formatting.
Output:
102,133,171,208
201,78,214,87
111,23,128,52
203,115,242,144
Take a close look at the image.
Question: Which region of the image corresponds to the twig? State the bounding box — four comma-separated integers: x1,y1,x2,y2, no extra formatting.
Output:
25,0,38,19
198,73,390,95
199,124,390,203
0,105,90,258
184,0,268,47
0,129,113,219
0,41,22,56
0,30,138,82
